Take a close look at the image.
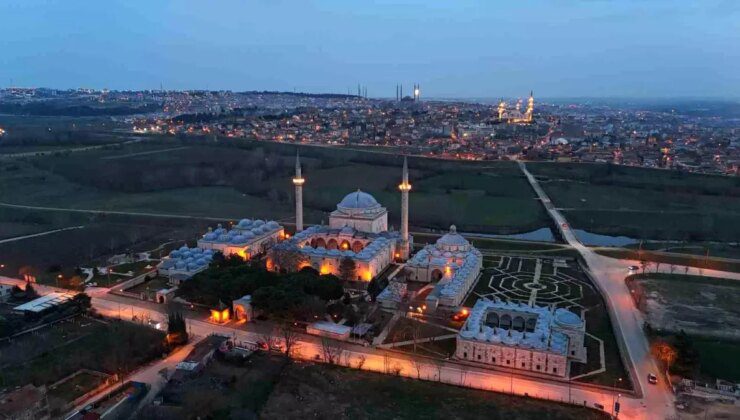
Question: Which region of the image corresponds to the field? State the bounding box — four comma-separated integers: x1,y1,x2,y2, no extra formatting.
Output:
527,162,740,242
0,317,166,389
466,255,631,389
0,137,550,234
627,273,740,340
150,352,607,419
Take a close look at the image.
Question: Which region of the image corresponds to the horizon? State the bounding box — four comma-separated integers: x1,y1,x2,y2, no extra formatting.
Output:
2,0,739,99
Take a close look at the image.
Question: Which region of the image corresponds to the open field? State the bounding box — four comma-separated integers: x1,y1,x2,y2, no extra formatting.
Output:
627,273,740,340
154,352,607,419
527,162,740,242
595,248,740,273
623,241,740,260
0,317,166,395
0,206,214,284
260,358,609,420
466,255,631,389
0,138,550,234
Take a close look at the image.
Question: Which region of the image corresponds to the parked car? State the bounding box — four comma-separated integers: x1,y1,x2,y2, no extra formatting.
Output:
648,373,658,384
593,403,605,410
628,265,640,271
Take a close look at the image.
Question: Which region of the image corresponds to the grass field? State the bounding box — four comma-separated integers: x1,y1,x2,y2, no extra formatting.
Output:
260,359,609,419
528,162,740,242
596,248,740,273
1,139,549,234
0,317,166,388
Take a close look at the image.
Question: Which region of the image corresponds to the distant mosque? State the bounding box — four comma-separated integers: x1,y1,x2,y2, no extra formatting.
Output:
498,91,534,124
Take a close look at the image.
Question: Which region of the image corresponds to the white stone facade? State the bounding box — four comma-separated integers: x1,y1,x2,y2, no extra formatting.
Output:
328,190,388,233
455,299,586,378
405,225,482,307
198,219,284,259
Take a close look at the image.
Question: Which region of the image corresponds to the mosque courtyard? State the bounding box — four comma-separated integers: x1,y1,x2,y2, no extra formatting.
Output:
382,254,631,389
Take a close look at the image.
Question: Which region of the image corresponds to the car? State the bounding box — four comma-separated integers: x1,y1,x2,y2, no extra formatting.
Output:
561,223,569,228
648,373,658,384
593,403,605,410
628,265,640,271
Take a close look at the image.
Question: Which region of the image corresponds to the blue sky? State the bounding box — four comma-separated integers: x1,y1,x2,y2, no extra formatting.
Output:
1,0,738,98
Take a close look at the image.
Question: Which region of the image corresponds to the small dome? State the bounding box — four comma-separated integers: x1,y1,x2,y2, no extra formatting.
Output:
253,219,265,227
175,261,187,269
267,221,280,229
231,235,245,244
179,246,189,252
218,234,229,242
555,308,583,327
337,190,380,210
238,218,252,228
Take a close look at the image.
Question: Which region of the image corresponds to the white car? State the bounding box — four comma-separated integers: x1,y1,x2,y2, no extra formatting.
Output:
628,265,640,272
648,373,658,384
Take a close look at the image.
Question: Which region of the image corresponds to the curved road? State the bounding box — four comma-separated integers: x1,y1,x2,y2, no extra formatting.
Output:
518,160,676,419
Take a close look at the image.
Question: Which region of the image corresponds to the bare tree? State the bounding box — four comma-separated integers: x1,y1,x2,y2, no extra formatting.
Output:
355,354,367,370
320,337,344,365
432,357,445,382
391,362,403,376
383,351,391,374
259,326,279,352
278,320,300,359
669,264,676,274
459,364,468,386
411,356,425,379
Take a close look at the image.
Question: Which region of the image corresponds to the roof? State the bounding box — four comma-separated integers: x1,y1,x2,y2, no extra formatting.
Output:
308,321,352,335
337,190,380,210
436,225,470,248
13,292,75,313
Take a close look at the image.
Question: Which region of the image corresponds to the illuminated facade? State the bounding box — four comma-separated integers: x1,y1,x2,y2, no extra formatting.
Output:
497,91,534,124
405,225,482,308
456,299,586,378
198,219,284,259
271,159,412,282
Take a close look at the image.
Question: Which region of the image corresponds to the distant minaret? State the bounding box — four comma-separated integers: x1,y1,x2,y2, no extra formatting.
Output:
498,99,506,120
526,90,534,122
398,156,411,260
293,151,305,232
413,84,420,102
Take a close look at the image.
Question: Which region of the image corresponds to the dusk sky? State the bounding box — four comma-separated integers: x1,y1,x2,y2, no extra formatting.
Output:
1,0,738,98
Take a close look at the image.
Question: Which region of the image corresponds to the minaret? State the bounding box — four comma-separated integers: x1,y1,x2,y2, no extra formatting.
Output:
498,99,506,120
526,90,534,122
293,151,305,232
398,156,411,260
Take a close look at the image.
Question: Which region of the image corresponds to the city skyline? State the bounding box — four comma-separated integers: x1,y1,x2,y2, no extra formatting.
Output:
1,0,739,98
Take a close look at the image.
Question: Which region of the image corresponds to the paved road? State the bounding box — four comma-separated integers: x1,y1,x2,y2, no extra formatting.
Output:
0,138,145,160
2,277,643,418
518,160,676,419
0,225,84,244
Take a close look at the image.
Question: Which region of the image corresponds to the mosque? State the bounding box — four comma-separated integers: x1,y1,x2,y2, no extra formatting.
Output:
497,92,534,124
269,155,413,282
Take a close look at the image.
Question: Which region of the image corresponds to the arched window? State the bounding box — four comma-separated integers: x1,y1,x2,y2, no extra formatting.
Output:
431,269,443,282
500,314,512,329
486,312,500,328
512,316,525,332
340,240,351,251
352,241,364,253
315,238,326,249
327,239,338,250
525,318,537,332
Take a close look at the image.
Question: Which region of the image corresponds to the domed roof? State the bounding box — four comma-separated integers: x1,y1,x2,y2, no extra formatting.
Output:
555,308,583,327
436,225,469,248
337,190,380,210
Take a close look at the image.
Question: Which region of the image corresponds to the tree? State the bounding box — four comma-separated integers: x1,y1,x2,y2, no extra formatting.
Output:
338,257,357,282
71,293,92,313
271,245,309,273
166,311,188,346
652,341,677,372
24,282,39,300
278,320,301,358
320,337,343,365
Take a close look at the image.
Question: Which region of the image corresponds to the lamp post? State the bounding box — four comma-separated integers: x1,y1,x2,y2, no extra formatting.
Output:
611,377,622,418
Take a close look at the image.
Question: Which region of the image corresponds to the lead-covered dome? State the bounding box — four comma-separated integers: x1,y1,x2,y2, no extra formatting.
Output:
337,189,380,210
436,225,470,251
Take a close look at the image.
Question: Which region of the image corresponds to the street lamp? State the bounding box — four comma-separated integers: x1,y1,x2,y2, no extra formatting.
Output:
611,378,623,418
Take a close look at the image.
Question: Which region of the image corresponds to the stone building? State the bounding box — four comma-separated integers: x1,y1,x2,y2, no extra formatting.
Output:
455,299,586,378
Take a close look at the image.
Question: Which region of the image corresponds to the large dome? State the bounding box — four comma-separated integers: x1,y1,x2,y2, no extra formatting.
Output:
337,190,380,210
